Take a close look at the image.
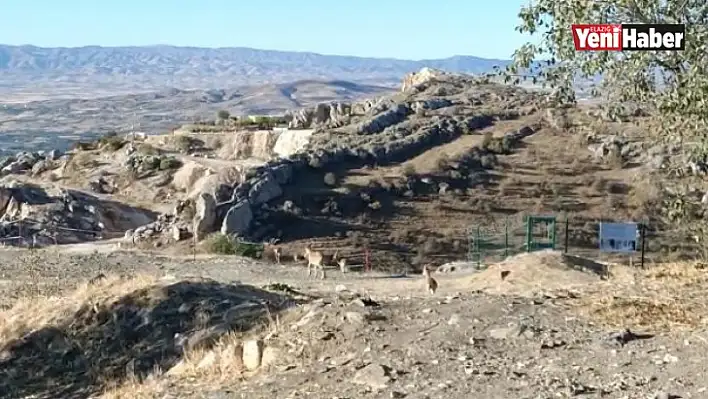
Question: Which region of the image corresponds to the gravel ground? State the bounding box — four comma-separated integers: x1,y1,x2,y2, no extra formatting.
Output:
1,246,707,399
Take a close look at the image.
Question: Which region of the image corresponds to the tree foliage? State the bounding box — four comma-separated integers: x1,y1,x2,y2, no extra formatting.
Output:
506,1,708,249
506,0,708,158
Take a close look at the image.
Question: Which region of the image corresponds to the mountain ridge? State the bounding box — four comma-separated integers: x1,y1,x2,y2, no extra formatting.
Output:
0,44,510,89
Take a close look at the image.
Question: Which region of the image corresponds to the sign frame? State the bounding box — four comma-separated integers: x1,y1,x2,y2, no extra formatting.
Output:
599,222,639,253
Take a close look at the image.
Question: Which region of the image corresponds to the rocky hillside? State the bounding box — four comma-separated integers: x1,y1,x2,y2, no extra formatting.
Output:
0,67,686,268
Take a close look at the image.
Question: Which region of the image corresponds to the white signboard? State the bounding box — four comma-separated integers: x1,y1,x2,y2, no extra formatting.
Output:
599,222,638,253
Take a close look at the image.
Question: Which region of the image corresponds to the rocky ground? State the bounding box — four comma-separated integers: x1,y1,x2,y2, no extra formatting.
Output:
0,246,707,399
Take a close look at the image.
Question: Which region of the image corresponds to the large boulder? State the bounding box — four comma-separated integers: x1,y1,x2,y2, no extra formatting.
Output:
0,187,11,215
286,102,352,129
220,201,253,236
248,175,282,206
401,67,449,92
356,104,409,135
193,192,217,240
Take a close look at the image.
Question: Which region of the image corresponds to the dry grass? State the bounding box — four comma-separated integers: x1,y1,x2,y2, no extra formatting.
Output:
98,332,249,399
0,273,159,343
576,262,708,332
0,273,296,398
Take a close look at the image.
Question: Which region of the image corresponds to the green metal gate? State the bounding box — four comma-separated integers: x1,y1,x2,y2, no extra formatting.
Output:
525,215,557,252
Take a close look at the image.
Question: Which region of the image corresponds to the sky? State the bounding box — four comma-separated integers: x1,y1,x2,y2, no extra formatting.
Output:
0,0,532,60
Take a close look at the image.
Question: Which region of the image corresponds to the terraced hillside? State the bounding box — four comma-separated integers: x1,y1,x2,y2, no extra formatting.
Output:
0,68,684,272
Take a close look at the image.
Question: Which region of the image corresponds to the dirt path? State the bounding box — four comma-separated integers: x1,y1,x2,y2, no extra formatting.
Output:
176,154,266,171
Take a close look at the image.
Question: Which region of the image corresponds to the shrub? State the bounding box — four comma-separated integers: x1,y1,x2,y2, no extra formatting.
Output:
423,237,440,254
136,143,160,155
435,154,451,172
401,164,416,177
98,132,126,151
480,154,496,168
203,233,263,258
174,135,195,153
481,132,494,149
323,172,337,186
159,156,183,170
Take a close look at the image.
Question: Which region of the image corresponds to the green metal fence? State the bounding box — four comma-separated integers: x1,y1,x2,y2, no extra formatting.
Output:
466,213,695,267
467,214,564,268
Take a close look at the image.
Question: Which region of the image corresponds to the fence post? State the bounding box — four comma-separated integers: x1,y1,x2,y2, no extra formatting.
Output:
640,223,646,268
476,225,482,267
525,215,531,252
564,217,569,253
192,232,196,261
504,217,509,258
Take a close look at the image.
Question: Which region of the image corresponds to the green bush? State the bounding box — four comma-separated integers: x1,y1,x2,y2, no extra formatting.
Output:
98,132,127,151
159,156,182,170
174,135,195,153
481,132,494,149
204,233,263,258
401,164,416,177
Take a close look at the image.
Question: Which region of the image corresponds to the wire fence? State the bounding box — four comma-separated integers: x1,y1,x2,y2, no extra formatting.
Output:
0,218,102,249
466,213,697,268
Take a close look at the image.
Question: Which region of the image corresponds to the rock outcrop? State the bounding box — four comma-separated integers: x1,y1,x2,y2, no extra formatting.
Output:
286,102,352,129
0,182,156,246
193,193,217,241
126,70,543,245
0,150,66,177
401,67,450,92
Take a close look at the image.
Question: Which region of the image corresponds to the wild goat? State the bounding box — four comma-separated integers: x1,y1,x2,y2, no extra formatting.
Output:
304,245,326,279
272,246,281,264
422,264,438,295
337,257,348,273
333,249,348,273
263,243,282,264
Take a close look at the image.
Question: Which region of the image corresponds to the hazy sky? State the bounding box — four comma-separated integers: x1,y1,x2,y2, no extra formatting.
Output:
0,0,532,60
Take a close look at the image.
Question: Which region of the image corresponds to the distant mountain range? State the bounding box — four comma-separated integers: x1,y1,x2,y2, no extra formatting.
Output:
0,79,395,155
0,44,513,155
0,45,510,93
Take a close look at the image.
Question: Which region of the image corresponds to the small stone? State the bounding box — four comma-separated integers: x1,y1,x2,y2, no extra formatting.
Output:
171,225,183,241
352,363,392,390
242,339,264,370
663,353,678,363
345,311,367,324
489,327,515,340
447,314,460,325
